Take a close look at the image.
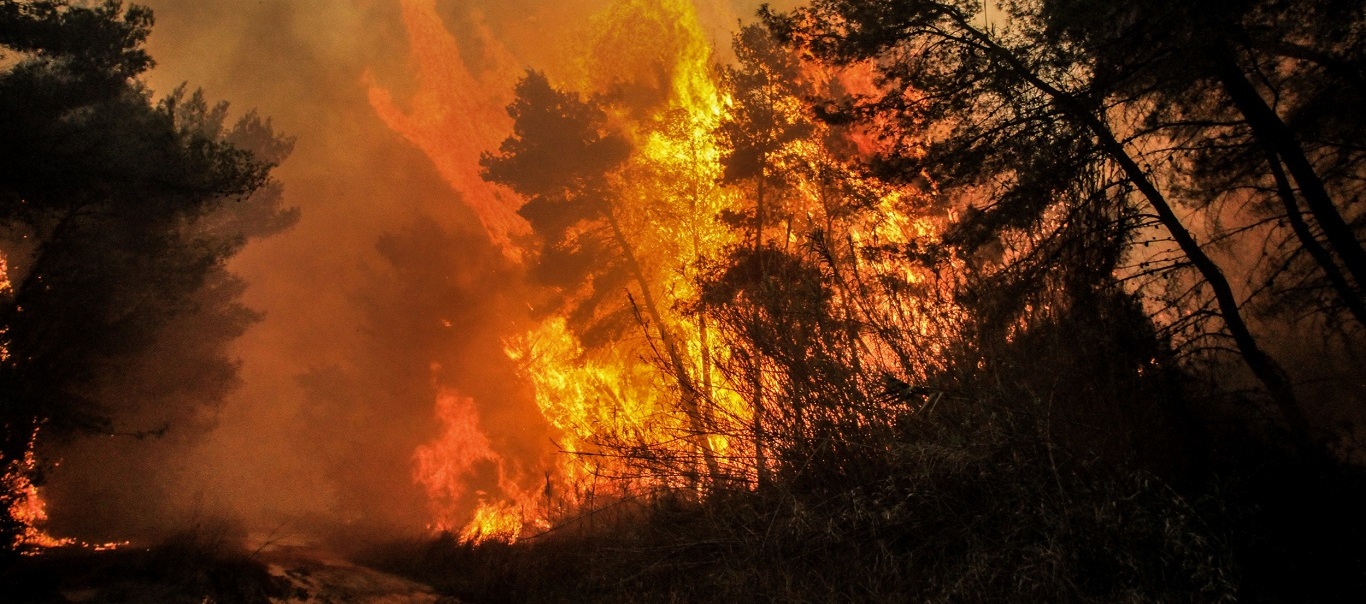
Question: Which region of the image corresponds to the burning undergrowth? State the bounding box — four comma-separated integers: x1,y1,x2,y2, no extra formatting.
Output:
357,0,1366,600
368,0,952,545
289,214,551,537
5,0,1366,600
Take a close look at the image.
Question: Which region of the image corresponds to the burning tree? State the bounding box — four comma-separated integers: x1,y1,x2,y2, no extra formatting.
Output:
484,68,729,490
377,0,957,539
319,1,1366,600
463,0,963,530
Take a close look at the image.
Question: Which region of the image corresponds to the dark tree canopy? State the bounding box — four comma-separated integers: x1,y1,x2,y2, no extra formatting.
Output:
482,70,634,340
0,0,293,551
768,0,1366,443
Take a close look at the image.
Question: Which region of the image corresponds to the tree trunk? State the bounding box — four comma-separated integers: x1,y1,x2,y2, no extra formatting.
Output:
750,159,769,489
946,12,1312,440
604,211,722,485
1260,145,1366,325
1213,53,1366,294
1101,135,1310,439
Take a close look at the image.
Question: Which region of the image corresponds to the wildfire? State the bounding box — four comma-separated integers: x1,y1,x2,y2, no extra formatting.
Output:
381,0,742,542
2,428,75,552
413,384,551,543
459,499,524,544
0,250,9,294
2,427,133,554
1,250,8,364
504,317,685,490
383,0,950,543
412,388,501,533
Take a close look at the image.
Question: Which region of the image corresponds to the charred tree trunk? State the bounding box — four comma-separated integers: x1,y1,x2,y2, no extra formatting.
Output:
750,156,769,489
1105,139,1310,439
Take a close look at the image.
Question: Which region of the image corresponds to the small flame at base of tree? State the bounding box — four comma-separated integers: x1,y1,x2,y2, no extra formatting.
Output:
2,427,75,553
2,427,131,555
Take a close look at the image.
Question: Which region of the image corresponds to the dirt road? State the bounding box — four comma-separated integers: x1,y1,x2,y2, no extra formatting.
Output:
257,542,455,604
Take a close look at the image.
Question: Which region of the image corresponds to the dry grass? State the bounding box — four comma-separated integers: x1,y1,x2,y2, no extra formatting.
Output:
366,396,1366,603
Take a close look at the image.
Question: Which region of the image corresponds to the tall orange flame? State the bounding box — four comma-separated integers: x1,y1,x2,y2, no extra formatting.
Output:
379,0,949,543
412,389,500,533
366,0,529,260
413,383,547,543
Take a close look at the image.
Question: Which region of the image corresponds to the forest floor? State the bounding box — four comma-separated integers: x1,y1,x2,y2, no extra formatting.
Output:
256,539,454,604
0,532,456,604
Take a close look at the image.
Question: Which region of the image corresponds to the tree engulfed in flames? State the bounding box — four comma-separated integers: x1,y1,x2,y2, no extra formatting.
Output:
381,0,955,543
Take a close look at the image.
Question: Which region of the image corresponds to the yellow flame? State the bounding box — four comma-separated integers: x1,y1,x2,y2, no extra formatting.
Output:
459,499,525,544
382,0,957,540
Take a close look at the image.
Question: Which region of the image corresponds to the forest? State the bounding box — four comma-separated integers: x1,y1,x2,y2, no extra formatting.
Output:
3,0,1366,601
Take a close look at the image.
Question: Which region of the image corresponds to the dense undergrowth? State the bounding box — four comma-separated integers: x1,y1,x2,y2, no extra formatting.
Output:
370,398,1366,602
368,273,1366,602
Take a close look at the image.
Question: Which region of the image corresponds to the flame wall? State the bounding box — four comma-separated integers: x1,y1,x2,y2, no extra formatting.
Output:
36,0,798,544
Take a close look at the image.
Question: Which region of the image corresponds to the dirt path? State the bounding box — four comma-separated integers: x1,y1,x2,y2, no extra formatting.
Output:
257,542,456,604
